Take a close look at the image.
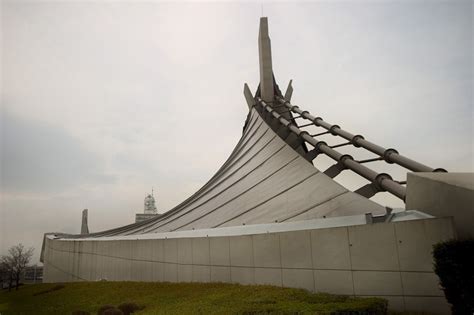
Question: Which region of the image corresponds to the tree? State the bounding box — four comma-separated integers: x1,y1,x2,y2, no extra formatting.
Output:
1,243,34,291
0,257,13,289
0,255,14,291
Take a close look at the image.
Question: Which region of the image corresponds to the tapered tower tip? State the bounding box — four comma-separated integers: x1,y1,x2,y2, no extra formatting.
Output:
258,17,274,103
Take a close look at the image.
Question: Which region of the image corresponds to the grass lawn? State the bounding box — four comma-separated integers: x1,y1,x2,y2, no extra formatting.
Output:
0,281,387,314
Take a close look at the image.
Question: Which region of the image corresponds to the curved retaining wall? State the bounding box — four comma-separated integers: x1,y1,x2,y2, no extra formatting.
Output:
43,217,454,313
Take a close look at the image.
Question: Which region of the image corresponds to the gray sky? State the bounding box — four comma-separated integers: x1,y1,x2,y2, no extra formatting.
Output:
1,1,472,264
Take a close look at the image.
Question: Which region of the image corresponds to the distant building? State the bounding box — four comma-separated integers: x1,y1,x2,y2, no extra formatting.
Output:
135,190,160,223
1,265,43,288
22,265,43,284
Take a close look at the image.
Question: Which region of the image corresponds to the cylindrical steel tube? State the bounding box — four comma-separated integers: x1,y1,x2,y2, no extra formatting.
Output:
276,96,438,173
257,98,407,200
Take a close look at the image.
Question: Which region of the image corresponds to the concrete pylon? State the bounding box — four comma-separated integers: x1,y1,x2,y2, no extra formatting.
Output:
243,83,255,109
284,79,293,102
258,17,274,103
81,209,89,234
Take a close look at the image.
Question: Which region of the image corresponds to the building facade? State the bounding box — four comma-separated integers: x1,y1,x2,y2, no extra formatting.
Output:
40,18,473,314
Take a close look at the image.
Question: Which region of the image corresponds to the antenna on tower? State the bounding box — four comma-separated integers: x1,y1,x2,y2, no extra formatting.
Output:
152,187,154,196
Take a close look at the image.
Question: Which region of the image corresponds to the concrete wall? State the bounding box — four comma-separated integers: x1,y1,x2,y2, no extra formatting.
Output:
406,172,473,238
43,217,455,314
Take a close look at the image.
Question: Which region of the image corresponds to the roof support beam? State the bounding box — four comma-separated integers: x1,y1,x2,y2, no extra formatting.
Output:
355,183,380,199
324,163,346,178
257,97,407,200
275,96,447,173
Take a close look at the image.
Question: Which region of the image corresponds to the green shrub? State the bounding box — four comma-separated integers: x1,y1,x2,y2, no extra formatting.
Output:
117,302,143,315
97,305,116,315
71,311,90,315
433,238,474,315
328,297,387,315
240,293,387,315
102,308,123,315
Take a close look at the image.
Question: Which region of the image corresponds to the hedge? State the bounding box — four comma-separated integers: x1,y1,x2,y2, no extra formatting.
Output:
433,238,474,315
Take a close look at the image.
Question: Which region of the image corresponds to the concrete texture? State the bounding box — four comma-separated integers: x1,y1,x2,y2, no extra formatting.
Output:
311,227,351,270
192,238,210,265
178,265,192,282
352,271,403,296
253,234,281,268
348,223,399,270
280,231,312,269
229,236,253,267
255,268,282,286
177,238,193,264
401,272,443,296
404,297,451,314
406,172,473,238
192,265,210,283
210,266,231,282
314,270,353,295
282,268,314,291
231,267,254,285
43,217,453,313
395,218,454,271
209,237,230,266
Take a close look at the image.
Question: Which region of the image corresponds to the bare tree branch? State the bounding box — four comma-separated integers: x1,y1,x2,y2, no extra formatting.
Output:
1,243,34,291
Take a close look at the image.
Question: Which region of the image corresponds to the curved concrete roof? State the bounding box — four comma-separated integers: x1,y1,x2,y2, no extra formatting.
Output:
67,107,384,239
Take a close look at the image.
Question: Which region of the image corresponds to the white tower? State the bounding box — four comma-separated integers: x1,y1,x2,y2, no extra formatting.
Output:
144,189,157,214
135,189,159,223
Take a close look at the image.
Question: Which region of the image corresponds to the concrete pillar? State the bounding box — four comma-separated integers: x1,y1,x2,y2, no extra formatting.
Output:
81,209,89,234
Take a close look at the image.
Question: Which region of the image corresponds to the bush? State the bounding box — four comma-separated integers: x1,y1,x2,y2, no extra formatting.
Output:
102,308,123,315
117,302,143,315
97,305,116,315
241,292,387,315
337,304,387,314
71,311,90,315
433,238,474,315
328,297,387,315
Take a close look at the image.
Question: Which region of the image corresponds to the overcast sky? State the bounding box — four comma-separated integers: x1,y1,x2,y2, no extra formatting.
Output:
1,1,472,264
